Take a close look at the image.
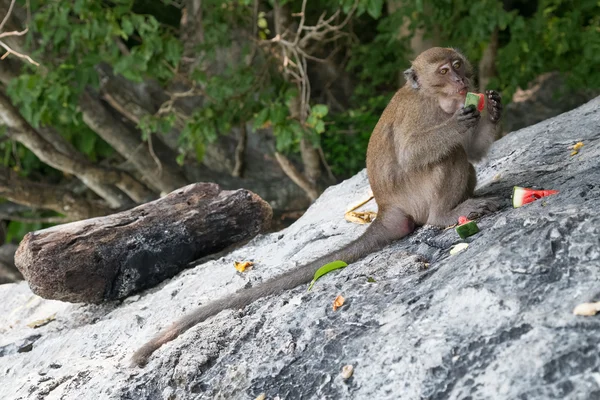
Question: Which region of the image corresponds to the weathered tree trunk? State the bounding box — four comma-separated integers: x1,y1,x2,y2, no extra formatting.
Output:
478,28,499,91
15,183,272,303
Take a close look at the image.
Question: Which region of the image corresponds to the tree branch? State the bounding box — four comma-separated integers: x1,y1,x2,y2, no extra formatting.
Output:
79,90,189,194
232,123,247,178
274,152,318,201
0,0,39,66
0,165,113,221
0,91,155,203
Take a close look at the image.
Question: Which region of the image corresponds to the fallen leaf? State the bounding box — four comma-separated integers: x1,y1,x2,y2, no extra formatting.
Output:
333,295,345,311
493,173,502,181
255,393,266,400
308,260,348,291
573,302,600,316
27,313,56,328
367,277,376,283
344,211,377,224
234,261,253,272
449,243,469,255
341,364,354,379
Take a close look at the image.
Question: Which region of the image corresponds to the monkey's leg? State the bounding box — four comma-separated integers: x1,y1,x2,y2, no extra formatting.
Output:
131,208,414,367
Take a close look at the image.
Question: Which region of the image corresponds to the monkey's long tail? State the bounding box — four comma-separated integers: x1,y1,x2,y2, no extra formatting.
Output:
131,216,412,367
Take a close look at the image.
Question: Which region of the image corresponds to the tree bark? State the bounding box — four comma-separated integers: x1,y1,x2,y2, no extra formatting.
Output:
478,28,499,91
0,165,113,220
15,183,273,303
79,90,189,194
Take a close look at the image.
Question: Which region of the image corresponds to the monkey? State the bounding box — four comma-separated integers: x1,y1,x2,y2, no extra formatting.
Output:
131,47,503,367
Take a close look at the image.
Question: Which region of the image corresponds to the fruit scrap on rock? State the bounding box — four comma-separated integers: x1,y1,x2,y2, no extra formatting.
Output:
341,364,354,380
450,243,469,255
234,261,253,272
333,295,345,311
512,186,559,208
455,216,479,239
345,192,376,224
344,211,377,224
573,302,600,316
569,141,584,156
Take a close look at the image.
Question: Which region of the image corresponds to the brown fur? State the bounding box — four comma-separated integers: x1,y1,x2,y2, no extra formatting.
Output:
131,47,502,367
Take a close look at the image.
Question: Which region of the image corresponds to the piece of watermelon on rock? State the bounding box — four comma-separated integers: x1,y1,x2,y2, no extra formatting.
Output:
512,186,559,208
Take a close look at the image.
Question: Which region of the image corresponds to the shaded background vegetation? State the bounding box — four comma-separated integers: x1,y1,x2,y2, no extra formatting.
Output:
0,0,598,251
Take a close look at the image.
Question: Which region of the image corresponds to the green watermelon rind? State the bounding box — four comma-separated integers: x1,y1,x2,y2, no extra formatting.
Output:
512,186,527,208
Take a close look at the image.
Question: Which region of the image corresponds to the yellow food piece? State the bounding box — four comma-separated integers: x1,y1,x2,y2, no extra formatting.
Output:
573,142,584,151
234,261,253,272
344,211,377,224
333,295,345,311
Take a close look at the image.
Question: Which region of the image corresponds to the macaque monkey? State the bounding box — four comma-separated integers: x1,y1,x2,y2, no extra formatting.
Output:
131,47,502,367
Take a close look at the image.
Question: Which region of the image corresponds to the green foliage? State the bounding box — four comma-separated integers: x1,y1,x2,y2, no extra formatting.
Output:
3,0,600,243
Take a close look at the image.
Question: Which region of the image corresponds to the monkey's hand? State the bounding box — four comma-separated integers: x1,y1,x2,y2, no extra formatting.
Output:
455,105,480,132
485,90,502,123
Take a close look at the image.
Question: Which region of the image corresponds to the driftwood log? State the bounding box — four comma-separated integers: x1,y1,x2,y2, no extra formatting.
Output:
14,183,272,303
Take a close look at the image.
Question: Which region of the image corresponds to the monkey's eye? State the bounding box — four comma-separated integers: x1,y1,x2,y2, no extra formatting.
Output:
439,68,448,75
453,61,461,69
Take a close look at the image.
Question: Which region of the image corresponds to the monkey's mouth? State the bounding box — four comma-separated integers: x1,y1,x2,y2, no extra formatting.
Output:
458,87,468,96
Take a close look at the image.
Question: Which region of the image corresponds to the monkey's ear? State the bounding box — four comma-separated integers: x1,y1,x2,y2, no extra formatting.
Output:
404,67,419,89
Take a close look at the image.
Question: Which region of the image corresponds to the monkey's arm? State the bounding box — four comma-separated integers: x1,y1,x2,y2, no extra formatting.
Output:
464,90,502,162
398,106,479,169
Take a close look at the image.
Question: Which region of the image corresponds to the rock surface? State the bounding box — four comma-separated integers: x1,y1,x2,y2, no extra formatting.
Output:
1,97,600,399
14,183,272,303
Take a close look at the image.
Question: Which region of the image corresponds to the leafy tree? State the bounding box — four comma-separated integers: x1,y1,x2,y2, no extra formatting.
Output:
0,0,598,243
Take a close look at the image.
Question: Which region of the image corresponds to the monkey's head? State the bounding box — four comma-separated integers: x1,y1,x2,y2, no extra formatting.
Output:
404,47,473,100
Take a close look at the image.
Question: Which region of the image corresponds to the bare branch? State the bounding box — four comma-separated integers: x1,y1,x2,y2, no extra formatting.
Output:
0,40,39,66
0,27,28,39
0,0,39,66
146,132,163,179
275,152,318,201
0,0,16,33
232,123,247,178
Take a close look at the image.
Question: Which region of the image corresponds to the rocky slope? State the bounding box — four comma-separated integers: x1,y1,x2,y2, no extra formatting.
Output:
1,97,599,400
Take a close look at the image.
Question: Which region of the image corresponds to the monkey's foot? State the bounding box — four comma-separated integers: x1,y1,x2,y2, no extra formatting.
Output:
428,197,501,227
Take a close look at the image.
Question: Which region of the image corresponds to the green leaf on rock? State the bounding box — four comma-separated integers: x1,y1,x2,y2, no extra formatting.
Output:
307,260,348,291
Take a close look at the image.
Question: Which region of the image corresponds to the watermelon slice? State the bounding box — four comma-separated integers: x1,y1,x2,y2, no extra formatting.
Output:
455,216,479,239
465,92,485,112
512,186,559,208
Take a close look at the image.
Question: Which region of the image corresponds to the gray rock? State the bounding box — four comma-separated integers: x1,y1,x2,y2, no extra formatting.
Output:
1,97,599,399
